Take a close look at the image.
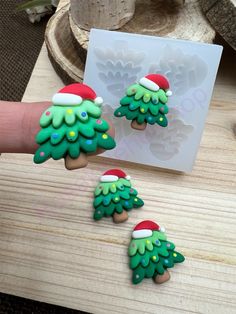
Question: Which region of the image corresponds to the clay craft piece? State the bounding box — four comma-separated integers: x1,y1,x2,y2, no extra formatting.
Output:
34,83,116,169
128,220,185,284
93,169,144,223
114,74,172,130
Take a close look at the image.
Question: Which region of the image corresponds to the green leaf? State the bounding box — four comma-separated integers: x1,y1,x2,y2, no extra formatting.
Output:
136,114,145,125
104,203,115,216
149,103,160,116
132,196,144,208
52,109,64,128
34,141,51,164
103,194,112,206
145,262,156,278
97,133,116,150
156,114,168,127
68,142,80,159
36,125,54,144
172,251,185,263
129,101,141,111
16,0,52,11
120,96,132,106
132,265,145,284
51,139,68,160
93,206,105,220
93,195,103,207
115,203,123,214
155,261,165,275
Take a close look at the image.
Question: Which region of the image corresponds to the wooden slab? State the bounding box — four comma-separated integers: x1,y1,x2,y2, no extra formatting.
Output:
45,4,84,84
200,0,236,50
69,0,216,63
45,0,216,84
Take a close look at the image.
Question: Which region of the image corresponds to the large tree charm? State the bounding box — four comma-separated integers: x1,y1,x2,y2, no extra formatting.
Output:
34,83,116,169
93,169,144,223
128,220,185,284
114,74,172,130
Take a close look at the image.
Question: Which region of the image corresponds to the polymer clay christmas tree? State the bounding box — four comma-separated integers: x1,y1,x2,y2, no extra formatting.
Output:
34,83,116,170
128,220,185,284
114,74,172,130
93,169,144,223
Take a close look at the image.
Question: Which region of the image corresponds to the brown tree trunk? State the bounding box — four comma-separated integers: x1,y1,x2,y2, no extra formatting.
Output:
65,153,88,170
113,211,128,223
154,270,170,284
131,120,147,131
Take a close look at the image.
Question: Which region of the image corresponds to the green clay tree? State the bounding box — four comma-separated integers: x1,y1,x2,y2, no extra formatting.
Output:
93,169,144,223
34,83,116,169
129,220,185,284
114,74,172,130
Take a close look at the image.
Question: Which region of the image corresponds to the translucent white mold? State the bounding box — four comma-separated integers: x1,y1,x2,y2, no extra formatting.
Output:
84,29,222,172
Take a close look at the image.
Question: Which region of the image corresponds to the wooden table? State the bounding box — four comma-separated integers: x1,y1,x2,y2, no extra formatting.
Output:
1,11,236,314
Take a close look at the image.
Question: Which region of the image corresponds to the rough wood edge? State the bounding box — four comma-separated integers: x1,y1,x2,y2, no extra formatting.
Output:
200,0,236,50
45,4,84,85
69,0,216,59
69,10,88,64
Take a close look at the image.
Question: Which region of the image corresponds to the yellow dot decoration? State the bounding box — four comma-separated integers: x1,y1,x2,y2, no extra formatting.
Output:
140,108,145,113
146,240,150,244
67,109,73,114
114,197,119,201
173,253,177,257
159,117,164,122
102,134,108,139
69,131,75,137
134,198,138,202
144,94,150,97
152,256,157,261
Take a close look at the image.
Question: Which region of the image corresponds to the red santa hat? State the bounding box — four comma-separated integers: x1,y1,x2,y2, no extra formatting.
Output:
139,74,172,96
100,169,131,183
132,220,165,239
52,83,103,106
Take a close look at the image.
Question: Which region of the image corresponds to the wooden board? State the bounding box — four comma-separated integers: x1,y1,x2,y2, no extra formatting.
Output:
45,0,216,84
45,4,84,84
1,0,236,313
69,0,216,62
200,0,236,50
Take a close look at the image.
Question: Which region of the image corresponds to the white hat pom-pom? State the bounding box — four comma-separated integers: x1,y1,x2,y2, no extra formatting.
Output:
160,226,165,233
166,90,172,97
125,175,131,180
94,96,103,106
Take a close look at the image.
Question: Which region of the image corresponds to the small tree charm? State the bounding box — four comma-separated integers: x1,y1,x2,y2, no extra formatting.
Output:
114,74,172,130
128,220,185,284
93,169,144,223
34,83,116,169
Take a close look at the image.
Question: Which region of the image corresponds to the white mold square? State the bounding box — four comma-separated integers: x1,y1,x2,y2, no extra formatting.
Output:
84,29,223,172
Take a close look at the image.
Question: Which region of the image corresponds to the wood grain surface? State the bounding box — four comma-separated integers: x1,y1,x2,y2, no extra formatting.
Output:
70,0,136,31
46,0,216,84
0,0,236,313
69,0,216,57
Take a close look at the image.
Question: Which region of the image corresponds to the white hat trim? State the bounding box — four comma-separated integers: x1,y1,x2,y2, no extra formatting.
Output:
100,175,118,182
132,229,152,239
52,93,83,106
139,77,159,92
125,175,131,180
